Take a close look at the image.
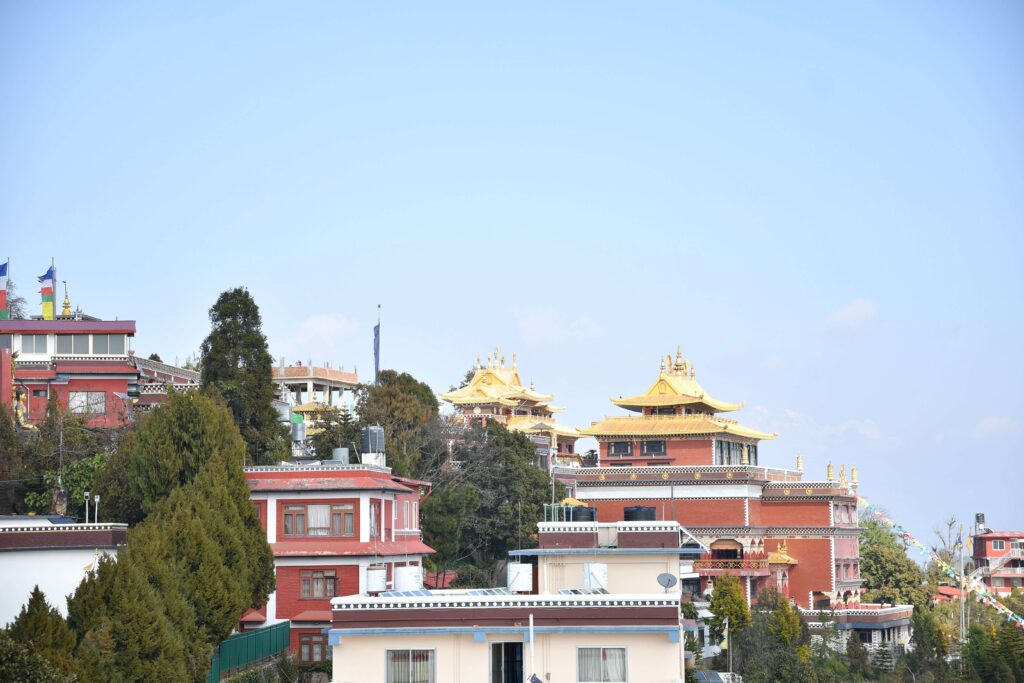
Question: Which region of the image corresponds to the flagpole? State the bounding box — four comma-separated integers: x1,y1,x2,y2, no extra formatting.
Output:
375,304,381,386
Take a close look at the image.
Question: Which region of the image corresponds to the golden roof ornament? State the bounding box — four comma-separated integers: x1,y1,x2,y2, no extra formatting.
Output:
500,354,505,368
796,453,804,471
512,352,517,370
851,466,859,484
476,354,481,370
827,462,835,481
839,464,847,485
674,347,683,372
61,282,72,317
740,446,749,465
660,357,666,372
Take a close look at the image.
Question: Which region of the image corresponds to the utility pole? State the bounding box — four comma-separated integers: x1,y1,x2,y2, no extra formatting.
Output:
959,523,966,651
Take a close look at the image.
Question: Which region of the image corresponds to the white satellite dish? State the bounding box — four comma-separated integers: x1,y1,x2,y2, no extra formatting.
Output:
657,572,678,592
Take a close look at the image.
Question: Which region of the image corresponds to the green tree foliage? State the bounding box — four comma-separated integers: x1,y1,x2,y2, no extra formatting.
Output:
0,630,74,683
66,391,275,682
0,404,19,479
859,519,930,608
420,483,479,572
309,407,360,460
90,436,142,524
24,452,106,519
200,287,288,465
732,589,820,683
845,632,872,678
5,586,78,677
4,279,28,319
708,574,750,640
356,369,438,476
147,352,162,362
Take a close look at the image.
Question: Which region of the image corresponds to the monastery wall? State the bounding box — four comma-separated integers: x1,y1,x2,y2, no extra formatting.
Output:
750,500,832,526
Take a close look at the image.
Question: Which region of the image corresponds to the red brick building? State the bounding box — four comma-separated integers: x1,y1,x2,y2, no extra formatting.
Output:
972,528,1024,596
1,317,139,428
243,462,434,665
560,349,913,654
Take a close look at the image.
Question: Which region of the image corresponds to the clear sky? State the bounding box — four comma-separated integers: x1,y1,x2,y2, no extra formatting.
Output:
2,2,1022,548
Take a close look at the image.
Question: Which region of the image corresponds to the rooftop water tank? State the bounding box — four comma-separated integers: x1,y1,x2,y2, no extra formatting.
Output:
361,425,385,454
624,505,657,522
394,565,423,592
507,563,534,593
570,506,597,522
366,565,387,593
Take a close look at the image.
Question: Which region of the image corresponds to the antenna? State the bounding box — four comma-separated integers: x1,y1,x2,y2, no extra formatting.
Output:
656,572,678,593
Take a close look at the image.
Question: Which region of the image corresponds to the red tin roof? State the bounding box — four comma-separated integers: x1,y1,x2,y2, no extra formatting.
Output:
0,320,136,334
248,477,411,494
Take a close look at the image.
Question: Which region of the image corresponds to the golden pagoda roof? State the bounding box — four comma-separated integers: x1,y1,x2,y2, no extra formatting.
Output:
610,349,742,413
580,414,775,441
767,541,798,565
440,349,558,408
506,414,580,439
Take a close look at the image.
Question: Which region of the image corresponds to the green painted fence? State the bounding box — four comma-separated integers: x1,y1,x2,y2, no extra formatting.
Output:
207,621,291,683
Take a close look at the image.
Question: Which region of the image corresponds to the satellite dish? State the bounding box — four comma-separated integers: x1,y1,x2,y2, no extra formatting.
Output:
657,573,678,591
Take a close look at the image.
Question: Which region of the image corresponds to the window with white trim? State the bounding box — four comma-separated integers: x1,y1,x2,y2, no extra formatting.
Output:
68,391,105,414
283,503,354,537
91,334,126,355
608,442,632,457
386,649,435,683
20,334,47,353
56,334,89,354
993,540,1006,551
640,440,665,455
300,569,337,599
578,647,627,682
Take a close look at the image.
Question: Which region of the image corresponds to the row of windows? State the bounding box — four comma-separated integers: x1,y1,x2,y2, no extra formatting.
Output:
0,333,127,355
283,504,355,537
714,440,757,466
607,441,665,457
69,391,107,415
377,647,628,683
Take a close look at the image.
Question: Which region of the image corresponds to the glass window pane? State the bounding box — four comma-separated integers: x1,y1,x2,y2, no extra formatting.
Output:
308,505,330,535
0,335,10,350
578,648,601,682
387,650,411,683
57,335,71,353
109,335,125,354
344,513,354,535
93,335,109,354
72,335,88,354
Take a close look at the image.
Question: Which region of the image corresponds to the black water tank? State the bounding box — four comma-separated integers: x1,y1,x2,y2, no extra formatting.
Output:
361,425,385,454
623,505,657,522
570,506,597,522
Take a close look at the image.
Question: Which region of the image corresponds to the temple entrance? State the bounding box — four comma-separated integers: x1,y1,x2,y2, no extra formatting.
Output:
490,642,523,683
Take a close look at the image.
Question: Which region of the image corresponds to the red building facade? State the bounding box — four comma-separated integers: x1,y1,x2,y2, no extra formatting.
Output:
243,462,434,665
972,529,1024,596
1,318,139,428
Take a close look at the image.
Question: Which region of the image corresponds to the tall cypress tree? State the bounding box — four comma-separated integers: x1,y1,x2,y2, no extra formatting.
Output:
6,586,77,676
200,287,288,465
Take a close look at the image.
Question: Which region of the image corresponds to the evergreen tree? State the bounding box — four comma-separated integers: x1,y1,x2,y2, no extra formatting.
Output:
708,574,750,640
6,586,78,676
309,406,360,460
996,621,1024,682
0,404,19,480
91,436,143,525
859,519,930,607
420,483,479,574
845,633,872,678
0,631,74,683
200,287,287,464
356,369,438,476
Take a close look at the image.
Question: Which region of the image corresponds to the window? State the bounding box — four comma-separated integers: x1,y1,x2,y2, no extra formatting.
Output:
299,633,330,663
404,501,410,528
56,334,89,354
68,391,105,414
490,642,523,683
283,503,355,537
714,440,746,465
993,540,1006,551
652,407,676,415
0,335,11,350
578,647,627,683
386,649,435,683
91,334,126,355
32,390,48,398
283,505,306,536
370,502,380,539
301,570,337,599
20,334,47,353
608,442,632,457
640,440,665,455
332,504,355,536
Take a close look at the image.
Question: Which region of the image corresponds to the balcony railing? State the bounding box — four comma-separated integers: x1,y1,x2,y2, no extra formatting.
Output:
693,557,770,573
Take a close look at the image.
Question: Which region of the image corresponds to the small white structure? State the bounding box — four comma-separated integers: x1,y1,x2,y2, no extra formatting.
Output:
0,516,127,623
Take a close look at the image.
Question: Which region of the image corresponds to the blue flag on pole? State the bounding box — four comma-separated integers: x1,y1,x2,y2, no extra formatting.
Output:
373,321,380,386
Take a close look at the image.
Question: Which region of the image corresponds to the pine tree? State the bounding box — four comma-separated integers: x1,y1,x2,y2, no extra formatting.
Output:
845,633,872,677
6,586,78,676
200,288,288,464
0,631,74,683
708,573,751,640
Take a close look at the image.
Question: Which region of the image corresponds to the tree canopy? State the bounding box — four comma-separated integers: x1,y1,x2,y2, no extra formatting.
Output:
356,369,438,476
200,287,288,464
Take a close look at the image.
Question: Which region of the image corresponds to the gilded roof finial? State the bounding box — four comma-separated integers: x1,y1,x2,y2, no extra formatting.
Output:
796,453,804,471
530,379,535,391
827,462,835,482
675,347,683,372
660,357,666,372
665,355,673,373
690,366,696,380
500,354,505,368
851,466,859,485
839,464,847,485
61,281,71,317
476,354,481,370
512,352,517,370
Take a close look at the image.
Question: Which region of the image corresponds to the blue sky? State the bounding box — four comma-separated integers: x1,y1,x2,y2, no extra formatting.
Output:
2,2,1022,547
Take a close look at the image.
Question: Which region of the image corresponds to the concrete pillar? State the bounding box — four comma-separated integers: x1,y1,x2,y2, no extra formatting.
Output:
306,380,313,404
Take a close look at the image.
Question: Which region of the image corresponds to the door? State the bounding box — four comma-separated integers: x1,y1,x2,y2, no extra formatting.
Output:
490,642,523,683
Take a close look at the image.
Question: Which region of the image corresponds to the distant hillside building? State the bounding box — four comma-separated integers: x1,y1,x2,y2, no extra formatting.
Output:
0,314,139,428
440,349,581,469
971,515,1024,596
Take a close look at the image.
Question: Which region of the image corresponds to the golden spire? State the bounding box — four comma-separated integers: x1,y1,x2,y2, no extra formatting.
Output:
827,462,835,481
740,446,749,465
660,357,666,373
851,466,859,485
674,347,683,372
512,352,517,370
796,453,804,471
500,354,505,368
839,464,847,485
530,379,535,391
61,281,71,317
476,354,481,370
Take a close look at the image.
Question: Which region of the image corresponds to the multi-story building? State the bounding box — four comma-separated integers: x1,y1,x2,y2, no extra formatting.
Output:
559,348,913,656
132,355,200,413
971,515,1024,596
242,460,434,666
0,315,139,428
440,349,581,469
328,518,694,683
273,360,359,409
